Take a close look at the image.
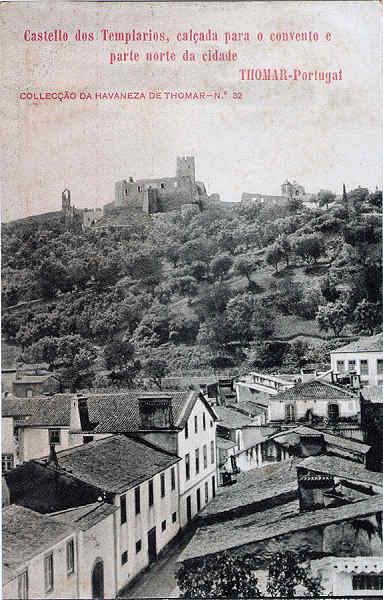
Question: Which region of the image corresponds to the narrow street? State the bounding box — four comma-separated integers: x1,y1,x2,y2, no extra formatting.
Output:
118,526,196,599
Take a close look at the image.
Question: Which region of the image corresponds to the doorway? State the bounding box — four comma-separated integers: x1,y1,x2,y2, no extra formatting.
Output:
186,495,192,521
147,527,157,564
92,559,104,600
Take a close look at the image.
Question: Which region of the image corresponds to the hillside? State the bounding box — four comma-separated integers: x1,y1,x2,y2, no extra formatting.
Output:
2,191,382,387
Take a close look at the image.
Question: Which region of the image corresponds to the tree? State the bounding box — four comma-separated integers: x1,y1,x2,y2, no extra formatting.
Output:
142,357,169,389
318,189,336,210
316,301,349,337
277,234,291,267
234,256,260,285
39,257,69,297
104,340,135,371
353,299,381,335
210,253,233,282
287,195,304,213
293,234,323,264
267,551,323,598
21,334,97,391
176,553,261,598
320,275,340,302
265,243,284,272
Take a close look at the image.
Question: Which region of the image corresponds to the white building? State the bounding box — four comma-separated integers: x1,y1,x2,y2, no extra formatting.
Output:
312,556,383,596
2,503,118,600
14,389,219,529
330,333,383,386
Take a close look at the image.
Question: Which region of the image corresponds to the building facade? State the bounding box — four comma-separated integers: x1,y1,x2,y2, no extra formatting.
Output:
330,334,383,386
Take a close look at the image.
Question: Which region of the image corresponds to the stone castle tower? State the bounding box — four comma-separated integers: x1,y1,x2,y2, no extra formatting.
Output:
62,189,71,215
176,156,195,184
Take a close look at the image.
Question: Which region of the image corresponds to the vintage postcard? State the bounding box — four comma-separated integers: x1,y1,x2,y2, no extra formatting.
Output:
1,1,382,599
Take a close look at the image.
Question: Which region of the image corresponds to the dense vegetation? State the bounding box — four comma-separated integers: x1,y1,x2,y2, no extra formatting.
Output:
2,186,381,390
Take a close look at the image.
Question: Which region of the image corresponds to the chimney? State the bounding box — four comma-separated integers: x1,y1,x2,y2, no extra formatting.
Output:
70,394,91,432
47,444,59,468
300,368,316,384
138,396,173,429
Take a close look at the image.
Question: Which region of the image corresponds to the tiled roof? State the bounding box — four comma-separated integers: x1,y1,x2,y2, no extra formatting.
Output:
39,434,180,493
361,386,383,403
271,425,370,455
19,389,217,431
331,333,383,354
227,400,267,417
47,502,117,531
201,460,299,518
215,406,256,429
14,394,71,426
2,505,73,583
298,455,383,488
1,394,44,418
216,437,237,450
179,495,383,562
271,380,357,402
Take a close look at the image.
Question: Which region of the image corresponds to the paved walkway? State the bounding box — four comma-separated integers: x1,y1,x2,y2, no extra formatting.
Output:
118,527,196,598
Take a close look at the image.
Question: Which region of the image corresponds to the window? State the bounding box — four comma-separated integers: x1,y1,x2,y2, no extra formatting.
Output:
285,404,295,422
121,551,128,565
205,481,209,504
185,420,189,439
328,403,339,422
203,413,206,430
195,449,200,475
212,475,216,498
172,511,177,523
135,486,141,515
196,488,201,512
210,420,213,428
66,539,74,575
185,453,190,480
137,185,142,192
48,429,60,445
18,571,28,600
120,494,127,524
203,444,207,470
44,553,54,592
161,519,166,531
148,480,154,507
211,440,215,464
83,435,93,444
353,574,383,590
194,415,198,433
360,359,369,375
348,360,356,372
160,183,165,189
336,360,345,373
171,467,176,491
161,473,166,498
377,360,383,375
2,454,14,472
136,539,142,553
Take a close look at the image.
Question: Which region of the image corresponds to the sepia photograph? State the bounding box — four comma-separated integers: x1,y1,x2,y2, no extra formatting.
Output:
1,1,383,598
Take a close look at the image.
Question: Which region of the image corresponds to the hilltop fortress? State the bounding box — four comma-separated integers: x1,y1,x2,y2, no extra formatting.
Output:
105,156,222,216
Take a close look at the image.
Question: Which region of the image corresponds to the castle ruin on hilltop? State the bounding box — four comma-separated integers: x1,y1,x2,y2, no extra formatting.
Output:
242,179,306,204
62,189,103,231
106,156,220,215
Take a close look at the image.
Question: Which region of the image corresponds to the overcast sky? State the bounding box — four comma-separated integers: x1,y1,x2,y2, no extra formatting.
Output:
1,1,382,222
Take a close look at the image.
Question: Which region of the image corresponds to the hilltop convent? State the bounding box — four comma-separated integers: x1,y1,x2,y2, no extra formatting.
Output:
241,179,306,205
62,189,103,231
108,156,219,215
